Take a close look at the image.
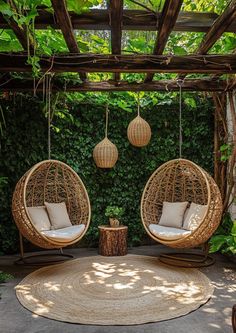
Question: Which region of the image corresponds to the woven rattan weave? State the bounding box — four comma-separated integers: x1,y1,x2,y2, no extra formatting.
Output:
93,137,118,168
141,159,223,248
127,115,151,147
12,160,91,249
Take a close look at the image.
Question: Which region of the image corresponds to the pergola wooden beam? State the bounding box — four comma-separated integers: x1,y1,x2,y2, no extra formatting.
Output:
146,0,183,82
109,0,123,81
0,53,236,73
51,0,86,81
1,10,236,33
0,78,229,92
198,0,236,55
179,0,236,80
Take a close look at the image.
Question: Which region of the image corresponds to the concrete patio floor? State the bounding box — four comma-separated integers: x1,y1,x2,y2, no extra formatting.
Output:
0,245,235,333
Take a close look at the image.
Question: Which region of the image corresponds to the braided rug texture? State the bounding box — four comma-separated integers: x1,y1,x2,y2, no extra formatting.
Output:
15,254,213,325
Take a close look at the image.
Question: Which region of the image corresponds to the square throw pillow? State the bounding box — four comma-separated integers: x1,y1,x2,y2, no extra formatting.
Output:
45,202,72,230
183,202,207,231
159,201,189,229
27,206,51,231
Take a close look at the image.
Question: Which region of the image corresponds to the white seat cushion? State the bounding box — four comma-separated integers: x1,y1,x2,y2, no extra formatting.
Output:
42,224,86,242
27,206,51,231
159,201,189,228
183,203,207,231
149,224,191,241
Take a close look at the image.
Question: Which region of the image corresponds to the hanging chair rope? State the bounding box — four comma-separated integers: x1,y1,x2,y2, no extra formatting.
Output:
177,79,183,158
46,74,52,160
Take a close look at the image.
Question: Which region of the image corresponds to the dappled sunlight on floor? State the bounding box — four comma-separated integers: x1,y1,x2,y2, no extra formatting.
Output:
0,247,235,331
14,255,214,325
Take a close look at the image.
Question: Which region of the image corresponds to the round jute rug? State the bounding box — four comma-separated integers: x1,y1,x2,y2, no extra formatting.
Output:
15,254,214,325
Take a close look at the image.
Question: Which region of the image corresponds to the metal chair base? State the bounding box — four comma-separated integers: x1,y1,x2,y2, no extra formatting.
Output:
159,243,214,268
159,252,214,268
15,233,73,265
15,250,74,266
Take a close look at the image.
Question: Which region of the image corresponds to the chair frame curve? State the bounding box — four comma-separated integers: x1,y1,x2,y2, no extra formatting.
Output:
12,160,91,250
141,158,223,249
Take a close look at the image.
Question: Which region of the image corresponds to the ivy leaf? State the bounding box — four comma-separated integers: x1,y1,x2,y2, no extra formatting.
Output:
173,46,187,55
184,97,197,108
209,235,226,253
66,0,102,14
24,8,38,25
231,221,236,236
117,100,132,112
77,39,89,52
0,0,14,16
0,39,21,51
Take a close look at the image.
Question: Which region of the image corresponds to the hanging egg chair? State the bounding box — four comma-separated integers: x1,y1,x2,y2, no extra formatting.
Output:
12,77,91,263
93,103,118,168
12,160,91,251
127,94,151,147
141,158,222,249
141,82,223,267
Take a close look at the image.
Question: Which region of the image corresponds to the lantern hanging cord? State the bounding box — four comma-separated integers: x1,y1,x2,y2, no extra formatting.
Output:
177,79,183,158
137,92,140,116
105,103,109,138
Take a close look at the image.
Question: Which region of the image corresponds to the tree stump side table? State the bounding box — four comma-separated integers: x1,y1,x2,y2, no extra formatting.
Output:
98,225,128,256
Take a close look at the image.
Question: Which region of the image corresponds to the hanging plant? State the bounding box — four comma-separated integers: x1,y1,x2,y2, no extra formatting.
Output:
93,104,118,168
127,93,151,147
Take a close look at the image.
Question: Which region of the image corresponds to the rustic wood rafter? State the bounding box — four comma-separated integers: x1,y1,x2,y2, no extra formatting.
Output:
109,0,123,81
145,0,183,82
0,78,230,92
0,2,236,91
180,0,236,80
51,0,86,81
198,0,236,55
1,9,236,33
0,53,236,74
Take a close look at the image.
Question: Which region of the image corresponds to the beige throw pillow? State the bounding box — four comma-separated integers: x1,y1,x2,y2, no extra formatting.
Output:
27,206,51,232
45,202,72,229
183,202,207,231
159,201,189,229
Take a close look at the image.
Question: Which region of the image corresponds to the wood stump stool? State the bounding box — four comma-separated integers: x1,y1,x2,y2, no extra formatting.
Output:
98,225,128,256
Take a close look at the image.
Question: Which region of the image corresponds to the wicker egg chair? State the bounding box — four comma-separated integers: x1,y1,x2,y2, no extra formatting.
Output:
12,160,91,262
141,158,223,266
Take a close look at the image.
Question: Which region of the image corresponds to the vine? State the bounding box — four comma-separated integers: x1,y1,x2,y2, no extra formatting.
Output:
0,92,214,253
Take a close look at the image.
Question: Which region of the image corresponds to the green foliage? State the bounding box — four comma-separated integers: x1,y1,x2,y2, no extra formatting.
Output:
220,143,233,162
0,1,234,80
0,271,13,283
0,104,6,137
0,92,214,252
0,176,8,189
105,206,124,219
66,0,103,14
209,214,236,255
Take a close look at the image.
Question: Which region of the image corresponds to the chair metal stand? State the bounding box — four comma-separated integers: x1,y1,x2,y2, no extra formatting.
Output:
15,233,74,266
159,243,214,268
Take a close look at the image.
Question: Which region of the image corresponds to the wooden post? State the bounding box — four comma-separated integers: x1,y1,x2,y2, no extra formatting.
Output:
98,225,128,256
212,92,228,204
233,304,236,333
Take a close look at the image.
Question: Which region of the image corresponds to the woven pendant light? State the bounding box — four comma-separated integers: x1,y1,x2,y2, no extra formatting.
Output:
127,94,151,147
93,104,118,168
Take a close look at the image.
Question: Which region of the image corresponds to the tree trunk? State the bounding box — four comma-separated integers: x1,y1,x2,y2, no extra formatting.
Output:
98,225,128,256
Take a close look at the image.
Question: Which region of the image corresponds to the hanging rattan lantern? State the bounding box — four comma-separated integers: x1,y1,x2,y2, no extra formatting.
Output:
127,95,151,147
93,104,118,168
